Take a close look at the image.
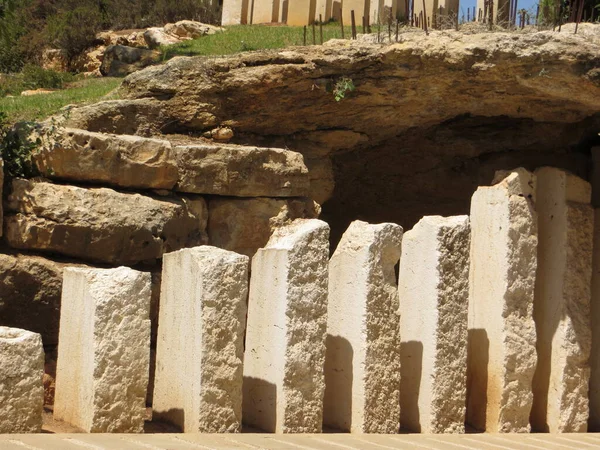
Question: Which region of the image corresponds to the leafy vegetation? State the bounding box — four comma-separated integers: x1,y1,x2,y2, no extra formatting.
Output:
0,0,221,72
332,76,355,102
0,111,39,178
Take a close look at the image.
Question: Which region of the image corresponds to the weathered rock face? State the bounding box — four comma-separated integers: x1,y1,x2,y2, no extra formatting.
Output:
164,21,222,39
4,179,207,265
99,45,159,77
35,128,178,190
0,253,78,347
207,197,320,257
65,26,600,241
174,143,309,197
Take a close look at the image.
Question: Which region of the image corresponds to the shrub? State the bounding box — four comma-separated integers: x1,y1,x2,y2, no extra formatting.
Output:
46,5,103,62
0,111,40,179
21,64,74,90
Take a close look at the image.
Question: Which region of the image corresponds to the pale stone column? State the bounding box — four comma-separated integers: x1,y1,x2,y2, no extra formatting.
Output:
286,0,313,25
0,327,44,433
342,0,368,26
399,215,470,434
222,0,250,24
530,167,593,433
54,267,151,433
466,168,537,433
243,219,329,433
252,0,279,23
153,246,249,433
323,220,403,433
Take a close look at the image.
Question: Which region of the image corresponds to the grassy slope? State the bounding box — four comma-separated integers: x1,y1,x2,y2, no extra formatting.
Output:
161,23,354,59
0,77,122,123
1,24,355,123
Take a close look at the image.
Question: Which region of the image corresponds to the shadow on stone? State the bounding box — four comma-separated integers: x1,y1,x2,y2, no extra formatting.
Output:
242,376,277,432
400,340,423,432
466,328,489,432
323,335,353,431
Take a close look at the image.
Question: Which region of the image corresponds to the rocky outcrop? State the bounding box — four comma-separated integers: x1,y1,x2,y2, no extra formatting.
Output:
63,25,600,240
99,45,159,77
144,21,222,49
4,179,207,265
35,128,178,190
174,143,309,197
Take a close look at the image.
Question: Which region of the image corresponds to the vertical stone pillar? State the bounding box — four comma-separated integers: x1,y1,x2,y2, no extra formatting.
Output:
323,220,403,433
0,327,44,433
153,246,249,433
287,0,313,25
530,167,593,433
243,219,329,433
222,0,250,24
54,267,151,433
252,0,279,23
342,0,369,27
466,168,537,433
399,215,470,434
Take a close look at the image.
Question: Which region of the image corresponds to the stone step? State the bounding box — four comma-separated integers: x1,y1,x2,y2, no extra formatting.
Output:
33,128,309,198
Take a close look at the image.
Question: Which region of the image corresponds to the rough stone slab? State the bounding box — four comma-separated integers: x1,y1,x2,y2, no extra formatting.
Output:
174,143,309,197
207,197,320,257
54,267,151,433
4,179,207,265
0,327,44,433
466,168,538,433
398,215,470,434
530,167,593,433
153,246,249,433
323,220,403,433
34,128,178,190
243,219,330,433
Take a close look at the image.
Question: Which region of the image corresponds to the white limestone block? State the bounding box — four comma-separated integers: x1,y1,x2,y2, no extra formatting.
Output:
466,168,537,433
0,327,44,433
54,267,151,433
153,246,249,433
252,0,279,23
323,220,402,433
530,167,593,433
243,219,330,433
399,215,470,434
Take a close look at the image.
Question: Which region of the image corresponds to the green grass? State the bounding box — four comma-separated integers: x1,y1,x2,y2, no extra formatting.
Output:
0,77,122,123
161,23,355,60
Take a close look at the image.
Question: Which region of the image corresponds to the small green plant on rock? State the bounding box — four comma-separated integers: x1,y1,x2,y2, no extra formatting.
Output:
0,111,40,179
333,76,355,101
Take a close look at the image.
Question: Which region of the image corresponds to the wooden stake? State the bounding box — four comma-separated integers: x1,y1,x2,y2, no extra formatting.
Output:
312,22,316,44
340,9,345,38
319,14,323,44
422,0,429,34
303,25,307,45
351,10,357,38
396,18,399,41
575,0,584,33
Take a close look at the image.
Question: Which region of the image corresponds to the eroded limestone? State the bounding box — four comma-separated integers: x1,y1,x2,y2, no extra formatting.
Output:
243,219,330,433
0,327,44,433
466,168,537,433
54,267,151,433
323,220,403,433
530,167,593,433
4,179,207,264
153,246,249,433
399,215,470,434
